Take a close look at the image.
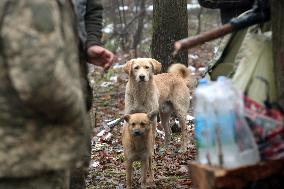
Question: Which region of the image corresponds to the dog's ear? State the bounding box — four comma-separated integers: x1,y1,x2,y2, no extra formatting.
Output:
123,60,134,75
147,110,159,122
149,59,162,74
123,114,131,123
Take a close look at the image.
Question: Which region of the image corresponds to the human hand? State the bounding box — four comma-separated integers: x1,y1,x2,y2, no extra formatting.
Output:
87,45,114,70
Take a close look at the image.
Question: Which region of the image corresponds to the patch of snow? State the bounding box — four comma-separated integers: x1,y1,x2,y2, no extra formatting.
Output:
186,115,195,121
107,118,122,127
156,128,165,138
89,79,95,86
112,63,124,70
187,4,201,11
110,76,118,82
198,67,206,72
103,132,113,141
119,6,128,11
214,47,219,54
97,129,105,137
146,5,153,11
100,82,112,88
102,24,113,34
174,119,179,125
90,160,100,168
147,3,200,12
103,125,111,132
189,54,199,60
188,65,196,72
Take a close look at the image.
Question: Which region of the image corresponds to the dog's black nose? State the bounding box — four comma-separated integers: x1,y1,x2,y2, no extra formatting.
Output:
133,130,142,136
139,75,145,81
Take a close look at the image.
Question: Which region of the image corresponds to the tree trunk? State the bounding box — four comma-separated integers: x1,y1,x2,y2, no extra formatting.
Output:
151,0,188,72
271,0,284,110
131,0,146,57
109,0,118,36
196,7,204,35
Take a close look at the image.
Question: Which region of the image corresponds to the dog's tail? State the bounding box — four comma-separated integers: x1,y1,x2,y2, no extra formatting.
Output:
168,63,196,89
168,63,190,79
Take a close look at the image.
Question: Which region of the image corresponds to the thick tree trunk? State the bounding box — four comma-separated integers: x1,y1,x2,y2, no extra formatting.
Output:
271,0,284,110
151,0,188,72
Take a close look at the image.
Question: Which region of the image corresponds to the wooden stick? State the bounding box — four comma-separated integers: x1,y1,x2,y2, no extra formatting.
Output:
173,23,234,55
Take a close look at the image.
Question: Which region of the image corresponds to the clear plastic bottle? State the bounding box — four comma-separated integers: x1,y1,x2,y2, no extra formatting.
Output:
194,77,260,168
213,76,260,168
194,79,215,165
211,79,240,168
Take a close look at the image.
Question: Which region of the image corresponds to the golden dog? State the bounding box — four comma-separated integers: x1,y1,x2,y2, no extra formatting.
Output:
122,111,158,189
123,58,194,149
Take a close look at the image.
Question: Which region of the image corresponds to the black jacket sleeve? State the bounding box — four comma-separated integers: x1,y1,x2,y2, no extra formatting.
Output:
85,0,103,48
198,0,254,9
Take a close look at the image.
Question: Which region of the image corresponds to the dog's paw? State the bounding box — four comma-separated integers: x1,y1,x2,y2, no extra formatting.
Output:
146,176,155,183
141,185,147,189
141,182,156,189
146,180,156,188
140,177,155,188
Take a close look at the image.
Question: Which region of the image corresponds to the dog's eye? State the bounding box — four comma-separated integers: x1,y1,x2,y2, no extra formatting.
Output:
134,66,139,70
140,122,146,127
131,123,135,127
145,66,149,69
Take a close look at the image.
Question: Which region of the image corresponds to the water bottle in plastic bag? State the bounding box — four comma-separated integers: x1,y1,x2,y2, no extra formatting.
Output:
194,76,260,169
212,76,260,168
194,79,215,165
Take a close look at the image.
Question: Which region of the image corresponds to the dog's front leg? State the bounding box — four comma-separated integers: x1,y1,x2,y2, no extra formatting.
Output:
126,160,133,189
147,156,155,187
141,159,148,189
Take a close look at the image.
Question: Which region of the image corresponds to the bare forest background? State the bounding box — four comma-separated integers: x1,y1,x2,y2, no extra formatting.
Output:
101,0,221,68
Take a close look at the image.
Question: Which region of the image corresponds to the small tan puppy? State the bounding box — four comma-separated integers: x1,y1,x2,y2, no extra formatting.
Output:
123,58,194,148
122,111,158,189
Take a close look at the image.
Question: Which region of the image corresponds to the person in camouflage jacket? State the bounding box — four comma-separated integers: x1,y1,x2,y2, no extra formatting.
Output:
0,0,93,188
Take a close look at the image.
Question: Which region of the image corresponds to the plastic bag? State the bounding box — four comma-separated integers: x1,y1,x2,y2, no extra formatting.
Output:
244,96,284,160
194,77,260,168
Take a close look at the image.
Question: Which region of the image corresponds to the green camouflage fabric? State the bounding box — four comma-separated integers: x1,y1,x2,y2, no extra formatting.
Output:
0,170,69,189
0,0,90,177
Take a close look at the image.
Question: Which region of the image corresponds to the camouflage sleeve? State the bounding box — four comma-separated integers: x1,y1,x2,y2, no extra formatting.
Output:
1,0,86,123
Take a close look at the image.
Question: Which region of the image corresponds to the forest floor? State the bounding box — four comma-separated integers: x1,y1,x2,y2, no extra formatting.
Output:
85,41,217,189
